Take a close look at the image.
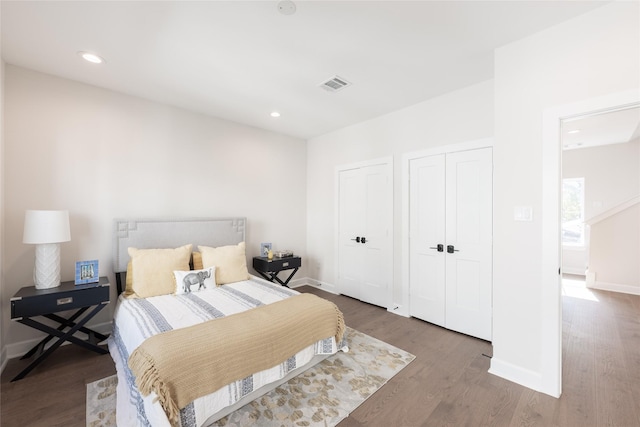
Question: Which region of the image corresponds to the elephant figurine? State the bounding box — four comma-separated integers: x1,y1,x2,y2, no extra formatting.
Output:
182,270,211,293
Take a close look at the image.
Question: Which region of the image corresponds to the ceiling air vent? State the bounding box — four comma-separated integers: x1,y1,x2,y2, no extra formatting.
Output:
319,76,351,92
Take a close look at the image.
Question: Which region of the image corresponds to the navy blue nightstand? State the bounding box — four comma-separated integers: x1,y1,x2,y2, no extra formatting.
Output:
252,256,301,287
10,277,110,381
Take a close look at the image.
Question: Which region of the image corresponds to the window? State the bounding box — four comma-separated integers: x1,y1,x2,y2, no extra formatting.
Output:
562,178,585,246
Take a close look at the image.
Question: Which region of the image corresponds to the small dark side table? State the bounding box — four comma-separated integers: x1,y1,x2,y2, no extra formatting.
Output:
10,277,110,381
253,256,302,287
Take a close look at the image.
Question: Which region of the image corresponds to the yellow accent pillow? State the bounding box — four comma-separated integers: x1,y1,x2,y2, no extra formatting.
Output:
198,242,249,285
192,251,203,271
128,244,192,298
124,260,134,298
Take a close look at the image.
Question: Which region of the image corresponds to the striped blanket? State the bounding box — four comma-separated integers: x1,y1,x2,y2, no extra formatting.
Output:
108,279,345,427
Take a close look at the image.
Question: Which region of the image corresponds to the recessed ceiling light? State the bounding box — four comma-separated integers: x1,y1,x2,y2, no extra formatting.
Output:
567,129,580,134
270,111,281,118
78,51,105,64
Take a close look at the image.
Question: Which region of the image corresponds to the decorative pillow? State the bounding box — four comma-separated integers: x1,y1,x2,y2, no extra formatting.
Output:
128,244,192,298
198,242,249,285
192,251,203,271
174,267,216,294
123,260,134,298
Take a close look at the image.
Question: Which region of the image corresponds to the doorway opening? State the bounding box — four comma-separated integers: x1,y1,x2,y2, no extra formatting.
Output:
560,105,640,291
542,91,640,398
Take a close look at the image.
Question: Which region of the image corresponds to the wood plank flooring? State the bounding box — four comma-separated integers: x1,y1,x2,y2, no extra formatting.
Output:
1,283,638,426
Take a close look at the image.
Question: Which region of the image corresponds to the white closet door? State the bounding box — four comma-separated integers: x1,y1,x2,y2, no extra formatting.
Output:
338,168,365,301
360,165,392,307
337,162,392,307
445,147,493,341
408,147,493,341
409,154,446,326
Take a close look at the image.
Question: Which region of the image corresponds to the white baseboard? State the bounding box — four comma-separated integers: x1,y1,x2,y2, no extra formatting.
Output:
285,277,312,289
249,274,338,294
489,357,545,396
388,304,410,317
293,279,407,317
588,281,640,296
298,278,339,294
562,268,586,276
249,274,316,290
5,321,113,360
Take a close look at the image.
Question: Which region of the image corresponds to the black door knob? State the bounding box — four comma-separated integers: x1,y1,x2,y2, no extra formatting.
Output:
447,245,459,254
351,236,361,243
361,237,366,244
429,244,444,252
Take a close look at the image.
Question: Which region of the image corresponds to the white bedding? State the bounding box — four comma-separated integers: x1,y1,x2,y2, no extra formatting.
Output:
108,278,344,427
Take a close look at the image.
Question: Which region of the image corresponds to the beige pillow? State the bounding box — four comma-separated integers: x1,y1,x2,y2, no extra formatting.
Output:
128,244,192,298
123,260,134,298
192,251,203,271
199,242,249,285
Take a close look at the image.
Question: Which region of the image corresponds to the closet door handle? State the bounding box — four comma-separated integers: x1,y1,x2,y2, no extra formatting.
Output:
429,244,444,252
351,236,361,243
447,245,459,254
361,237,366,244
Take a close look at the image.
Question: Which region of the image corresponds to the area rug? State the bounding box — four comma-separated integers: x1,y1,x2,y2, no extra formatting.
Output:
86,327,415,427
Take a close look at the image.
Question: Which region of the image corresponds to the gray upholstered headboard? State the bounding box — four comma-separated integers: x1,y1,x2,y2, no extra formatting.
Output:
113,217,246,293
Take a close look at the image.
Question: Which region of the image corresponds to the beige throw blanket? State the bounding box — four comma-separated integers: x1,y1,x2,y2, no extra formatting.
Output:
128,293,345,424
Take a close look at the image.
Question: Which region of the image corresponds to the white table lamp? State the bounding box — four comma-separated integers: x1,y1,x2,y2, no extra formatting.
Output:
23,210,71,289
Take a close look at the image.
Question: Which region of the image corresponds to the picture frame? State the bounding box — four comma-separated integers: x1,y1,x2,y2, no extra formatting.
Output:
260,242,272,257
75,260,99,285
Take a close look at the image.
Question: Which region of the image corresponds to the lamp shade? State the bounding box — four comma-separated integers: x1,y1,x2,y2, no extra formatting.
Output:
23,210,71,244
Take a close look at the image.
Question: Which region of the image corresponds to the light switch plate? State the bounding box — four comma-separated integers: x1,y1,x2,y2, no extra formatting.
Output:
514,206,533,222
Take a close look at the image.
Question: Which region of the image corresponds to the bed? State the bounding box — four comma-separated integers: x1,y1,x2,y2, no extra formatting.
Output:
107,218,346,427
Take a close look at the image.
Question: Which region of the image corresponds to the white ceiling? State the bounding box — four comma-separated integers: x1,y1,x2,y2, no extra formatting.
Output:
563,106,640,151
1,1,608,140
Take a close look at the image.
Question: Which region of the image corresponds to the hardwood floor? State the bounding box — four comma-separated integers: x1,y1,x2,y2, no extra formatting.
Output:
1,284,638,426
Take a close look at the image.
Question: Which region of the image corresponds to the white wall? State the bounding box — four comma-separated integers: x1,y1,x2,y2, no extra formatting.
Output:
492,1,639,396
562,139,640,275
589,204,639,293
3,66,307,353
306,80,494,304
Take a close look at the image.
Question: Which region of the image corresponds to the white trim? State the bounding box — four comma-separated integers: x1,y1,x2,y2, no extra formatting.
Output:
5,321,112,360
280,278,308,289
401,137,493,319
489,357,542,392
562,267,586,276
589,281,640,296
335,156,393,173
301,278,339,294
585,195,639,225
300,276,407,315
542,89,640,398
562,245,586,252
334,156,394,309
248,274,308,290
402,137,494,162
249,274,338,293
387,304,409,317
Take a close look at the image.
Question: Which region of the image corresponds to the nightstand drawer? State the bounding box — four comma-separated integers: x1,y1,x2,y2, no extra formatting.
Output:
11,278,109,319
253,256,301,273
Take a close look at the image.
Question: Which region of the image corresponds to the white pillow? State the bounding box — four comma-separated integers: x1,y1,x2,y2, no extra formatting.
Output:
174,267,216,294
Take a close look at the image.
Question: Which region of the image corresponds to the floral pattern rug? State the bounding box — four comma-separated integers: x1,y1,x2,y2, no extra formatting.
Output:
86,327,415,427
